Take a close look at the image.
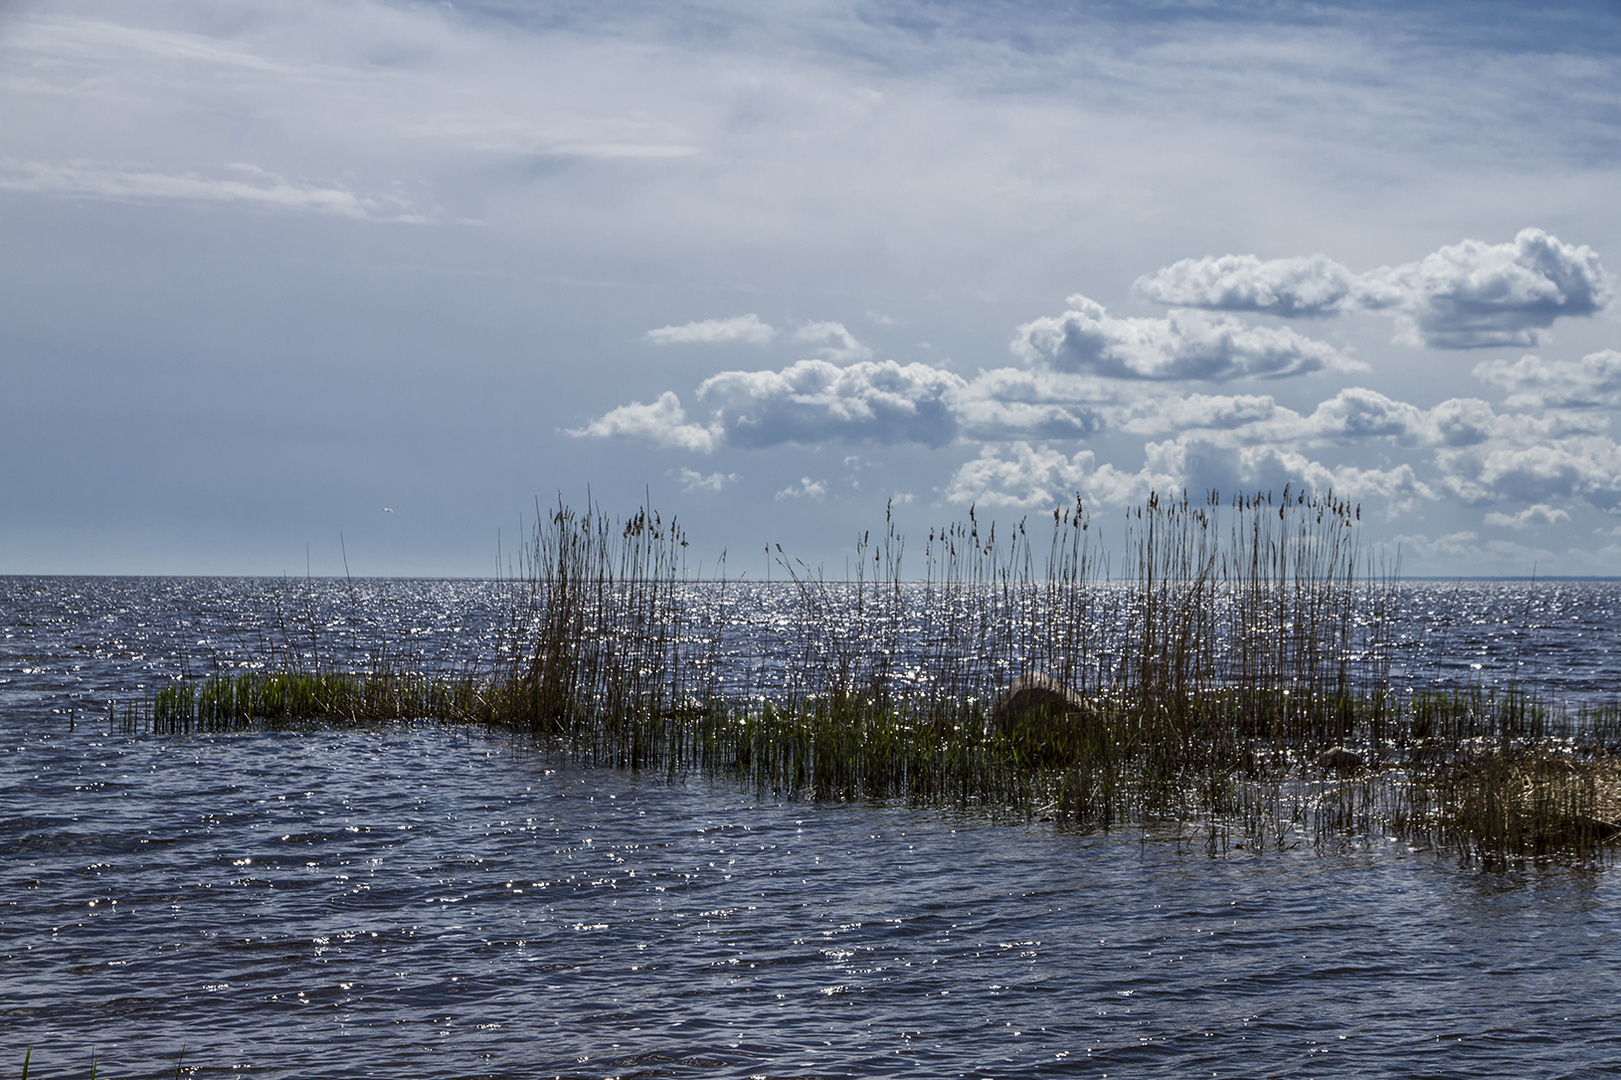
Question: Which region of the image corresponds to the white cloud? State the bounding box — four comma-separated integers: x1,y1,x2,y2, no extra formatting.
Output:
1388,531,1557,570
1144,438,1434,510
1134,253,1356,317
1137,229,1614,350
1297,388,1430,444
793,321,872,361
697,358,963,448
646,314,777,346
1011,295,1352,381
1472,350,1621,409
1116,393,1281,437
1484,503,1570,529
945,443,1147,508
678,467,736,492
950,367,1116,441
0,158,426,221
775,476,827,500
1368,228,1608,348
568,391,721,453
1118,387,1441,450
1362,228,1613,349
1438,437,1621,508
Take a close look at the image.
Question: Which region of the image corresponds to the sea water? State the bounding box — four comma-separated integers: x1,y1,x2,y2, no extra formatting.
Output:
4,577,1621,1078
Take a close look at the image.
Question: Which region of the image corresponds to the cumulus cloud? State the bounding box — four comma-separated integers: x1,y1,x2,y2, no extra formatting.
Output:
1117,387,1458,450
577,357,966,451
946,435,1433,511
1116,393,1281,437
1427,397,1501,448
1136,229,1613,350
1472,350,1621,409
569,390,721,453
950,368,1116,441
1484,503,1570,529
1011,295,1351,381
646,314,777,346
793,321,872,361
1437,437,1621,508
678,468,736,492
775,477,827,500
696,358,963,448
1362,228,1613,349
1297,388,1430,444
1134,254,1357,317
945,443,1149,508
1143,439,1434,510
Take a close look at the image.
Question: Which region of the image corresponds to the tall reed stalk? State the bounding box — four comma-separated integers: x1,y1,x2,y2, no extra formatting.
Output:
139,491,1620,863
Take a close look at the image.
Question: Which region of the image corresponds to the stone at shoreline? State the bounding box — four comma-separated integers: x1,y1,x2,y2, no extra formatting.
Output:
1315,745,1364,772
989,672,1088,734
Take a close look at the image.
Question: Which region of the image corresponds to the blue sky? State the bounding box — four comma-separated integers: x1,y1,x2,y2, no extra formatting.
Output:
3,0,1621,576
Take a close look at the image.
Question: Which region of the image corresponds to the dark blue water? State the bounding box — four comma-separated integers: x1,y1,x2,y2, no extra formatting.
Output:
5,577,1621,1078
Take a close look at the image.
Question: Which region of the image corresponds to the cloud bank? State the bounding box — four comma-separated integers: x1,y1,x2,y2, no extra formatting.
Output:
1135,229,1613,349
578,224,1621,545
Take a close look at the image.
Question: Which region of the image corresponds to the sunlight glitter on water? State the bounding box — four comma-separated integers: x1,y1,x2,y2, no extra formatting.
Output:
4,577,1621,1077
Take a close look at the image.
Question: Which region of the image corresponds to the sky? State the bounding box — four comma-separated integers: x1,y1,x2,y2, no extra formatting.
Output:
3,0,1621,578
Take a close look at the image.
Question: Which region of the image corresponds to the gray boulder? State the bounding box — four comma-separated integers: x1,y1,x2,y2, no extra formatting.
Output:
1315,745,1364,773
989,672,1088,734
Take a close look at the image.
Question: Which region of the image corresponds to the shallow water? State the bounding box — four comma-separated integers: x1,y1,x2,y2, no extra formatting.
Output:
5,577,1621,1078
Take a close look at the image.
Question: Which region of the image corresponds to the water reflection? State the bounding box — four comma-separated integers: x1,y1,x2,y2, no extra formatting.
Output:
4,578,1621,1076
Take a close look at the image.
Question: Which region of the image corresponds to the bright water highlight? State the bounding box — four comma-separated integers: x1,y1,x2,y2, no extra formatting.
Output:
5,577,1621,1077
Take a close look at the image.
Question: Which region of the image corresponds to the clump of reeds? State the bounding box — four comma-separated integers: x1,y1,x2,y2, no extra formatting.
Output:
132,490,1621,864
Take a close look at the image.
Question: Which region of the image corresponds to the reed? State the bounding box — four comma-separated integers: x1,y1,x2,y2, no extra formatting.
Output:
14,1046,187,1079
133,491,1620,863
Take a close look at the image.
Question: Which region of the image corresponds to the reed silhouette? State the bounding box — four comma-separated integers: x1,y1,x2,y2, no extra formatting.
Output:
140,491,1621,863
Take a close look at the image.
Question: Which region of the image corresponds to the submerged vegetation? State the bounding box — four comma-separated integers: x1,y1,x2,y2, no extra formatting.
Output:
133,491,1621,866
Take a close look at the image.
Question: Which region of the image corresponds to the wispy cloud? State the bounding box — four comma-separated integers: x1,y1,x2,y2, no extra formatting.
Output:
646,314,777,345
0,159,428,221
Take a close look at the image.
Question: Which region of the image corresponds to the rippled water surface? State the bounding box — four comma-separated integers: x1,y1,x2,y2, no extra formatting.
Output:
5,577,1621,1078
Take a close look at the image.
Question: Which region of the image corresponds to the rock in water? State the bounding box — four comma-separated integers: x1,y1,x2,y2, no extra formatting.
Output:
1315,745,1363,772
990,672,1087,734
